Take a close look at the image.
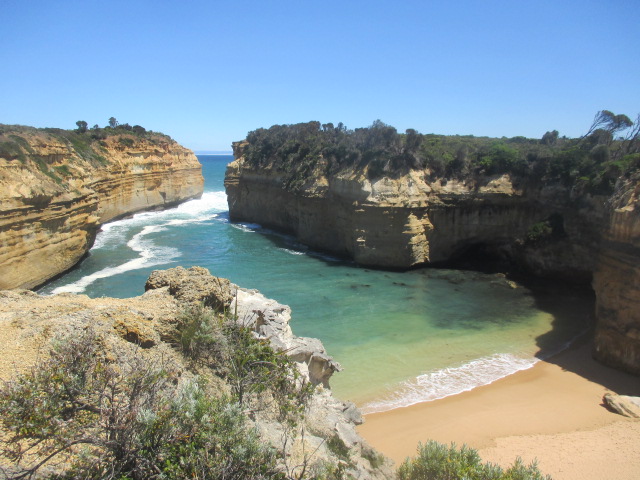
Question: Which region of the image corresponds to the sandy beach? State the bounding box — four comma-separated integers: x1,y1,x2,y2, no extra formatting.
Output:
357,337,640,480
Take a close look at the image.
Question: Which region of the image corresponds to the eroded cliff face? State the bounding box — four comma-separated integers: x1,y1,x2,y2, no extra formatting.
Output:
593,173,640,374
226,143,602,273
0,126,203,289
226,141,639,374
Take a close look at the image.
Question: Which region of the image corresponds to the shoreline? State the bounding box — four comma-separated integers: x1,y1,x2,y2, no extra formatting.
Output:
357,337,640,480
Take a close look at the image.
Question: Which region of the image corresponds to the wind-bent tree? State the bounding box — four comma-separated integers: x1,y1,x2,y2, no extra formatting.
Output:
583,110,633,141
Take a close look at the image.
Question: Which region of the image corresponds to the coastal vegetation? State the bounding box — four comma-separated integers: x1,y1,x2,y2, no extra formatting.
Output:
0,121,179,190
0,307,315,479
240,110,639,195
0,120,173,170
398,441,551,480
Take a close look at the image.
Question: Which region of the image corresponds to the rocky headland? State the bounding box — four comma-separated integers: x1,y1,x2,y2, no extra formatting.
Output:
225,120,640,375
0,266,392,478
0,124,203,290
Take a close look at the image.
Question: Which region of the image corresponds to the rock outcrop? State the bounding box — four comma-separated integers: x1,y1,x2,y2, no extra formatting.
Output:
226,141,640,375
0,125,203,290
603,392,640,418
0,267,392,478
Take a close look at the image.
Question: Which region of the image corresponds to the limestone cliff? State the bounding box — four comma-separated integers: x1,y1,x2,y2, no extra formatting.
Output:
226,139,639,375
0,125,203,290
593,172,640,374
225,141,603,274
0,267,392,478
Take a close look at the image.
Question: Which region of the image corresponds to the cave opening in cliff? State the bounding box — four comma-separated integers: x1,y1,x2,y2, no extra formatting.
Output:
434,239,597,361
437,241,516,275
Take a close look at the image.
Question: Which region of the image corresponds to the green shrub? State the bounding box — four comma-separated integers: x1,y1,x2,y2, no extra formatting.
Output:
397,441,552,480
118,137,135,147
0,140,27,162
325,434,350,462
477,143,522,175
8,134,34,154
526,221,553,244
172,303,224,361
171,305,314,424
0,329,284,480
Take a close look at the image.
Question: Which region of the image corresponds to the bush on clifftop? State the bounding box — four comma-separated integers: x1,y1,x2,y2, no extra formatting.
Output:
240,111,640,195
0,329,284,480
0,299,326,480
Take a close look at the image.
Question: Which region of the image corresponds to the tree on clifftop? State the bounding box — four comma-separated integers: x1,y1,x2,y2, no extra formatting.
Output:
108,116,118,128
75,120,88,133
541,130,559,145
583,110,633,141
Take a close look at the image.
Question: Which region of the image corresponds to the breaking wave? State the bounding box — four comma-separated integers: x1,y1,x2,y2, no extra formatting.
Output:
50,192,228,294
361,353,537,414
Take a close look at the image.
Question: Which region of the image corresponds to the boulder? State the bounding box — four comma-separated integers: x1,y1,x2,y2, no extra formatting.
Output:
603,393,640,418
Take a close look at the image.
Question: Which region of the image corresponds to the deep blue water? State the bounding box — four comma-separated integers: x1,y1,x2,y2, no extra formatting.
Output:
40,155,590,411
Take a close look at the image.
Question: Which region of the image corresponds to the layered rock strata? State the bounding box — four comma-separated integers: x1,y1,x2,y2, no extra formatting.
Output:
226,142,639,375
593,172,640,374
0,126,203,289
0,266,392,478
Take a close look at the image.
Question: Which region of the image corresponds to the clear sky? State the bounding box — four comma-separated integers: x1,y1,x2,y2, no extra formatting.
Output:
2,0,638,152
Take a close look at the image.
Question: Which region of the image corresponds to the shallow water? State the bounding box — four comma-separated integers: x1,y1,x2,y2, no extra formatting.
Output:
40,156,592,412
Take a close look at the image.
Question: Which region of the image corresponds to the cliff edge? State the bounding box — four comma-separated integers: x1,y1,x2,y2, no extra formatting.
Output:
0,124,203,290
0,267,392,478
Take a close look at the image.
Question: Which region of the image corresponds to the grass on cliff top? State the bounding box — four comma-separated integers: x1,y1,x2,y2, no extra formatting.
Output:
0,123,179,172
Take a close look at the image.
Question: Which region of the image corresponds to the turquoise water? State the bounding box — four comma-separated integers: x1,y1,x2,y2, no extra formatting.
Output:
40,156,591,412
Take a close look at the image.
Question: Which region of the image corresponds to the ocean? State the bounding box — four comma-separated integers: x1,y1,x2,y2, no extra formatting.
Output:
40,155,592,413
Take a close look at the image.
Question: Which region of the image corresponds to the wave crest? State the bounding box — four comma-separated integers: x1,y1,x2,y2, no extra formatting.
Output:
362,353,537,414
50,192,228,294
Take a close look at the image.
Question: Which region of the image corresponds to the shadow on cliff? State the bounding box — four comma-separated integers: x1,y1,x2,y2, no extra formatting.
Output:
444,244,640,394
528,279,640,396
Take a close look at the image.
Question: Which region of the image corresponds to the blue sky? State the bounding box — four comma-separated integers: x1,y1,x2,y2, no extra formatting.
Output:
2,0,638,152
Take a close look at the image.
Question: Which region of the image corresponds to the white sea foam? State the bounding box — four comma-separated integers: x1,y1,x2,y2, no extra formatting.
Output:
361,353,537,414
174,191,228,214
51,226,180,294
231,223,261,232
51,191,228,294
279,248,306,256
90,192,228,251
91,216,144,250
